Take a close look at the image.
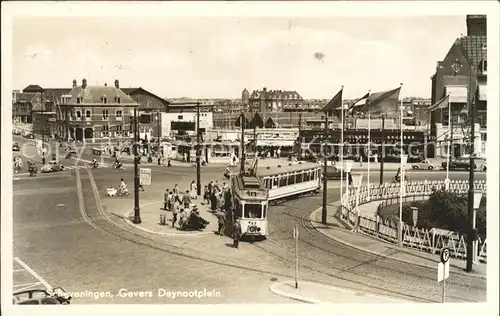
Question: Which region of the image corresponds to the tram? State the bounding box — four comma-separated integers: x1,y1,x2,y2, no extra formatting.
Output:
229,158,269,238
259,162,322,202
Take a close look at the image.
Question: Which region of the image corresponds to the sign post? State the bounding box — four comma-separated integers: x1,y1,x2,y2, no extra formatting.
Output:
438,247,451,303
139,168,152,186
293,225,299,289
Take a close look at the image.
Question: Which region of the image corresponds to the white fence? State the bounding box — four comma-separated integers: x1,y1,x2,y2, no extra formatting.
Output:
338,179,487,263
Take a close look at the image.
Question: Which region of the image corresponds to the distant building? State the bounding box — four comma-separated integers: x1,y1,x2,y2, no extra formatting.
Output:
429,14,487,157
246,87,306,113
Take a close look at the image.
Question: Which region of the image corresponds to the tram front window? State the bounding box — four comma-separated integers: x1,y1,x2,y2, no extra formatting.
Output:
244,204,263,219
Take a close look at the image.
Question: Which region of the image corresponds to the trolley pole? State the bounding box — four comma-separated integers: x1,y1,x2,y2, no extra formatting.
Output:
240,113,246,174
322,114,328,224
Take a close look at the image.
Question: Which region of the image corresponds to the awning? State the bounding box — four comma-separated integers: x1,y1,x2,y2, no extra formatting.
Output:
445,86,467,103
478,84,486,101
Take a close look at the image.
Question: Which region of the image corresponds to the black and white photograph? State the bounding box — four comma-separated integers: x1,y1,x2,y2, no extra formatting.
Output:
1,1,498,315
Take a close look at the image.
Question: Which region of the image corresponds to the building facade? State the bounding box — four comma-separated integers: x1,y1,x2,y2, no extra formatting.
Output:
429,15,486,158
246,87,306,113
54,79,138,142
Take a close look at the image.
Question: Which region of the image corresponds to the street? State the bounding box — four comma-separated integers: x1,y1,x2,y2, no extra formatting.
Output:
11,136,486,303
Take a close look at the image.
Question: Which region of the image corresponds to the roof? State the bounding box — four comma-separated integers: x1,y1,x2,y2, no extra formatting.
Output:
249,89,303,100
231,176,268,201
65,85,138,106
121,87,170,105
14,92,37,102
257,161,321,178
23,85,43,93
456,35,487,67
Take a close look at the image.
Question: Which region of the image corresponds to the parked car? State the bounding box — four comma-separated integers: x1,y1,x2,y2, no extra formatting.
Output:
13,287,72,305
41,161,65,173
411,159,435,170
12,142,20,151
441,158,476,171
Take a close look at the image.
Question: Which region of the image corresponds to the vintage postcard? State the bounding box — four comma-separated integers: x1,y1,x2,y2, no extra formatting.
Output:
1,1,498,316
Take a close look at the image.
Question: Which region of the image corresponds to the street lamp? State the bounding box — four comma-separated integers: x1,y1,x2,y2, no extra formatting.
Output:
472,190,482,264
132,107,141,224
398,154,408,247
352,173,363,232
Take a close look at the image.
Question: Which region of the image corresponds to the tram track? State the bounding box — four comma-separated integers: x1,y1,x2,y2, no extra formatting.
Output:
249,195,486,303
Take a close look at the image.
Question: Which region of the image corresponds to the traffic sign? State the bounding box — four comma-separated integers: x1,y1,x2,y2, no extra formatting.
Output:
139,168,151,185
437,261,450,282
440,247,450,263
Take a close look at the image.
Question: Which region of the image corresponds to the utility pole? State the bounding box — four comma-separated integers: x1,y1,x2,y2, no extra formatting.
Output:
322,113,328,224
466,66,477,272
240,113,246,174
41,89,45,143
196,101,201,196
379,115,385,185
132,107,141,224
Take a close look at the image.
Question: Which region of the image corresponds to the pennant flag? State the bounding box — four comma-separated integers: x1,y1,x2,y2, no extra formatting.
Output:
319,87,343,114
358,87,401,115
426,94,450,112
348,92,369,111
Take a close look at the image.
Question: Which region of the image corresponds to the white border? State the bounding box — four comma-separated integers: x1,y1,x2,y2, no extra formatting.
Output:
2,2,498,316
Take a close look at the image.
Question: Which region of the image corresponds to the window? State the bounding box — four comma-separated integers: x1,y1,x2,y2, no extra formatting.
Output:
41,298,60,305
178,115,183,120
263,204,267,219
264,179,271,189
101,97,108,104
115,97,121,104
279,175,287,187
116,110,123,120
117,125,122,132
244,203,262,219
272,177,279,188
288,174,295,185
76,97,82,104
75,110,81,119
303,171,310,182
85,109,91,119
102,110,109,120
295,173,303,184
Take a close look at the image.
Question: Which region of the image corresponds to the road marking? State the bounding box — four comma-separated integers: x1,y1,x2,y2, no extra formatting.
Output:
13,257,52,290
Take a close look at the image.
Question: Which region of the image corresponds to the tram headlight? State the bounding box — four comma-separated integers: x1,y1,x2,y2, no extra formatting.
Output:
249,226,256,232
257,227,261,232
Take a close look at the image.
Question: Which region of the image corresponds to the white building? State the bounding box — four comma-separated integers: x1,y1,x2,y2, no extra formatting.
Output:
160,111,213,138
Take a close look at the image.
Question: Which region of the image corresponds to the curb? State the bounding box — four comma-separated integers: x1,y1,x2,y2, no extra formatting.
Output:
122,210,213,237
269,281,319,304
308,206,487,280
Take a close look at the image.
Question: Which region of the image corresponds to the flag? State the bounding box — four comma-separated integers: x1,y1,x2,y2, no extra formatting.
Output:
319,87,343,114
358,87,401,115
348,92,369,111
426,94,449,112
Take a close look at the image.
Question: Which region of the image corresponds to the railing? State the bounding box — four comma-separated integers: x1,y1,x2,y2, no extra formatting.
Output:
338,179,487,263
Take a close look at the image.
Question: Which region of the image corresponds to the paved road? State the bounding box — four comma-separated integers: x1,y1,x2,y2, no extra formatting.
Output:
12,140,485,304
259,191,486,303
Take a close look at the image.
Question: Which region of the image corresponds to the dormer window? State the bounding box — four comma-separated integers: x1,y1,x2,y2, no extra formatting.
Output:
101,97,108,104
76,97,82,104
115,97,121,104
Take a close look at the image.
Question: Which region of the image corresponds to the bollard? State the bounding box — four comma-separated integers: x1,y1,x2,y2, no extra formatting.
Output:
159,213,166,225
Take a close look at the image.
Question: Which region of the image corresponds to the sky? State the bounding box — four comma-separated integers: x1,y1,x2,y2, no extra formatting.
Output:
12,15,468,100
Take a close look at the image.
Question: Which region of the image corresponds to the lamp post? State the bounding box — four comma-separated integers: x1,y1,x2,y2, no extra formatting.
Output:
352,173,363,232
321,113,329,224
471,190,482,264
398,154,408,247
196,101,201,196
132,107,141,224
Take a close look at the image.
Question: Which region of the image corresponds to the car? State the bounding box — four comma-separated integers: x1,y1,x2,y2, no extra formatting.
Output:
13,287,72,305
12,142,20,151
13,129,22,135
41,161,65,173
22,132,34,139
441,158,476,171
411,159,435,170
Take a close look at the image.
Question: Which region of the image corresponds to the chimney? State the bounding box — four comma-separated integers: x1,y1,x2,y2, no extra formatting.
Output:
82,78,87,89
72,79,77,88
114,80,119,89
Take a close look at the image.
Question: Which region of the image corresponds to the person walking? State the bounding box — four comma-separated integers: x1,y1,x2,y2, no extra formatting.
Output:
216,211,226,236
182,190,191,209
232,215,242,249
163,189,170,210
171,194,178,227
203,185,210,204
190,180,197,199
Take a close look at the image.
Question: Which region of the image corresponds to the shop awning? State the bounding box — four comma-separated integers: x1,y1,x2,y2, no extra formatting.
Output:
445,86,467,103
478,84,486,101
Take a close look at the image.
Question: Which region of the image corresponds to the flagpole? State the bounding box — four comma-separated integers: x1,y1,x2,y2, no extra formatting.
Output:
340,86,344,207
367,91,371,201
399,82,404,247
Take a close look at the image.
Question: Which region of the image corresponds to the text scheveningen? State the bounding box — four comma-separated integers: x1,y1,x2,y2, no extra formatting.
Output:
118,288,222,299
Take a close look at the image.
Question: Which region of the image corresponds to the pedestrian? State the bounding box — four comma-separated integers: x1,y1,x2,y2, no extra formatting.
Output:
216,211,226,235
173,183,179,196
208,181,213,194
348,172,353,186
210,188,218,211
163,189,169,210
190,180,197,199
157,155,161,166
41,156,46,165
203,185,210,204
182,190,191,209
214,180,220,191
171,195,178,227
232,215,242,249
167,158,172,167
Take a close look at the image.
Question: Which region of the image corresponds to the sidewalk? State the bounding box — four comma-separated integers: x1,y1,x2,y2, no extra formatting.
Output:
270,280,405,303
309,201,486,279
